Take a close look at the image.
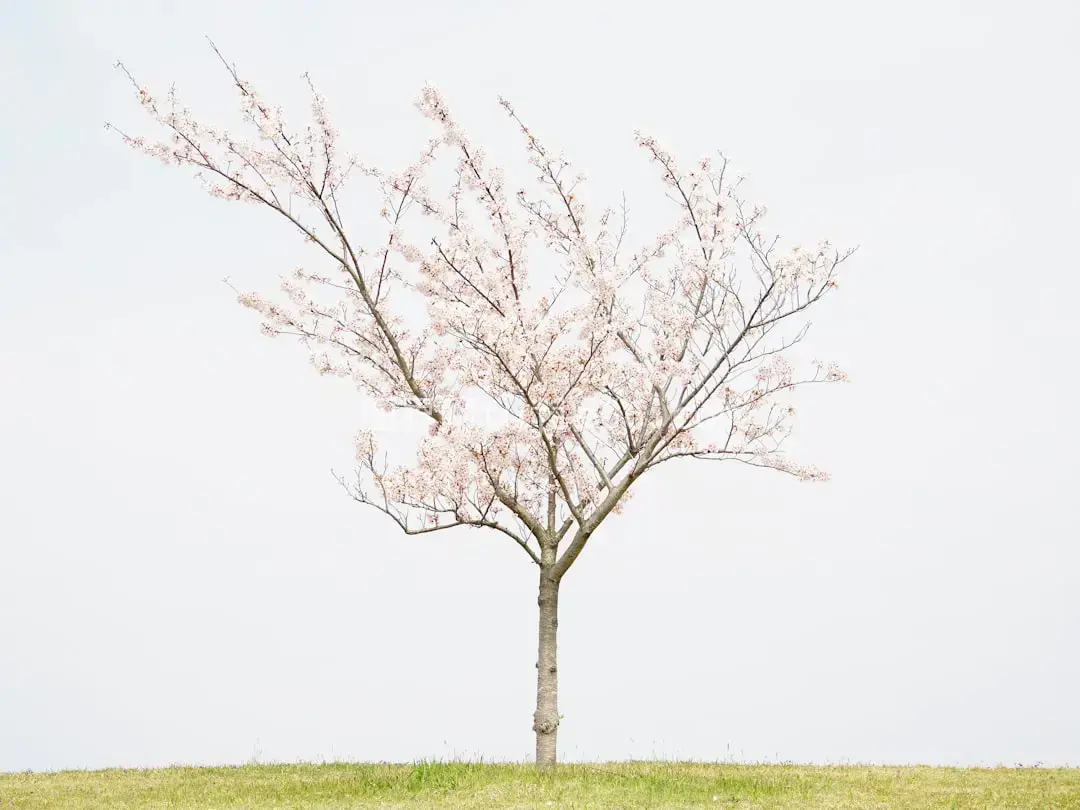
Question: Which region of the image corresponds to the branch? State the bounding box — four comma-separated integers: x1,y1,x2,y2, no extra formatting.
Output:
334,470,542,565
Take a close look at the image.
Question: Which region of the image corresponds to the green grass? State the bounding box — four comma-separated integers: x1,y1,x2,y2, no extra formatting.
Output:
2,761,1078,809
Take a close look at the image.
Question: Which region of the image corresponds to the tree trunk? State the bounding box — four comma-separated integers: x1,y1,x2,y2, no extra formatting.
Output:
533,569,560,768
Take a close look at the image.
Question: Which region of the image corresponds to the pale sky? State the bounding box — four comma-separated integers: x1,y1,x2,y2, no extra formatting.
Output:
2,0,1078,773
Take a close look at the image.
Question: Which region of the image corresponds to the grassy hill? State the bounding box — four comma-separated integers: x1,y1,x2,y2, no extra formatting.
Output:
2,761,1078,808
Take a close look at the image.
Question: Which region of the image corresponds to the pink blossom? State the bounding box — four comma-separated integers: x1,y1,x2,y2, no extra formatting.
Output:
114,53,853,553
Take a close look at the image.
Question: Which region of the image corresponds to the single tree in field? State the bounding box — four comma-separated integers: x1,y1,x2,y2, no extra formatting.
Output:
110,42,853,768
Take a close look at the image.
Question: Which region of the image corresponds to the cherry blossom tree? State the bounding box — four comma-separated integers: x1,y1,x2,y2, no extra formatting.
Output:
110,42,853,769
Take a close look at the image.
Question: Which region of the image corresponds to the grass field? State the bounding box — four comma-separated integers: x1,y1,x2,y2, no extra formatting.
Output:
2,761,1078,809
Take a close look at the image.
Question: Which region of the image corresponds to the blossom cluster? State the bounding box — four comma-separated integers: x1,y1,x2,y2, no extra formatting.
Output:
114,57,852,557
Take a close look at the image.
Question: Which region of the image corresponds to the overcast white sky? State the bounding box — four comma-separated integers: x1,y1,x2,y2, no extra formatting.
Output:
2,0,1078,773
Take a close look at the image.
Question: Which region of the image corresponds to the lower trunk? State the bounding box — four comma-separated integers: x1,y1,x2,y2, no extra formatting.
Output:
533,569,560,768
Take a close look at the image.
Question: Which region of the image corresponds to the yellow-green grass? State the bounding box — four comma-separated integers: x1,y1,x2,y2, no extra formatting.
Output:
2,761,1078,809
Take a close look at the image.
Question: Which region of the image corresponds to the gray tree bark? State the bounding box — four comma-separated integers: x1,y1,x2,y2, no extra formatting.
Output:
533,568,560,768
